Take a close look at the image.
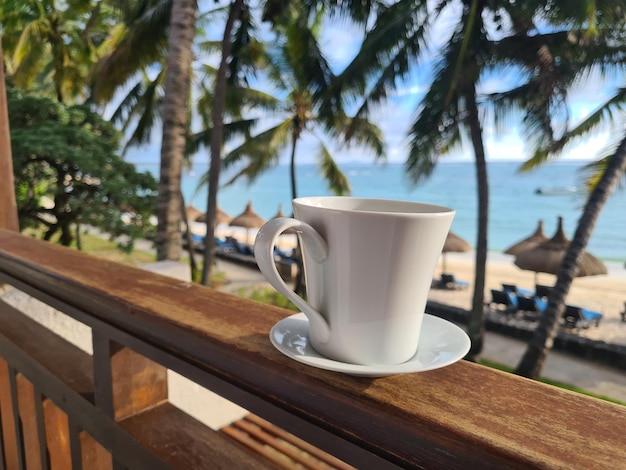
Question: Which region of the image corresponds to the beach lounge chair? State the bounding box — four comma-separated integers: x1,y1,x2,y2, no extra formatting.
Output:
225,236,254,256
579,307,603,326
182,232,206,252
215,237,237,253
438,273,469,290
535,284,553,299
489,289,518,315
502,284,534,297
273,246,295,261
563,305,603,329
516,295,547,320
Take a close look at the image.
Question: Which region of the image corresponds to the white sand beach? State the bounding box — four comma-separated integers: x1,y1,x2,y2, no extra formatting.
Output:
212,227,626,348
428,252,626,346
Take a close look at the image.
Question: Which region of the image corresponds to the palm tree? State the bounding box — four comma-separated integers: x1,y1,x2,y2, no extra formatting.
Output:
90,0,172,104
206,6,385,293
155,0,198,261
329,0,625,360
408,1,493,360
474,2,626,378
201,0,246,285
514,86,626,378
103,5,274,279
197,0,387,285
220,7,385,201
517,136,626,378
89,0,197,262
335,0,495,359
2,0,112,104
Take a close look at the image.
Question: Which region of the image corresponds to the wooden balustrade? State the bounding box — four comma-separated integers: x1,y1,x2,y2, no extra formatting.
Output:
0,228,625,469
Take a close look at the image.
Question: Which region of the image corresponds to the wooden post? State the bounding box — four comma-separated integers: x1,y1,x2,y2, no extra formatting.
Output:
92,332,168,421
0,36,19,232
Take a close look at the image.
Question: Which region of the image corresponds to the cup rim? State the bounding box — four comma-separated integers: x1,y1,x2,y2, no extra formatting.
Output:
293,196,454,216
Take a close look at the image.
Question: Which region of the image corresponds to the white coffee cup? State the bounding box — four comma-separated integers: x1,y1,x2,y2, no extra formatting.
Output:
255,197,455,366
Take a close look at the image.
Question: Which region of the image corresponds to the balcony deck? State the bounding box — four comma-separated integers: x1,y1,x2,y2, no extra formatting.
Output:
0,229,625,469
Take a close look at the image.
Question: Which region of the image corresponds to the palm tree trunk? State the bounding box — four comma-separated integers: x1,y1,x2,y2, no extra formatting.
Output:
465,84,489,361
0,36,19,232
515,133,626,379
180,190,198,280
289,133,306,296
290,133,298,200
201,0,244,285
156,0,197,261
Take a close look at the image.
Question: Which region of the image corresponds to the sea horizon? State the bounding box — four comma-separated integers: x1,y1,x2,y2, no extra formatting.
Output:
133,159,626,265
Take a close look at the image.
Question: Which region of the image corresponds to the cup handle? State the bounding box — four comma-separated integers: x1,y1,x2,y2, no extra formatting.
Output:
254,218,330,342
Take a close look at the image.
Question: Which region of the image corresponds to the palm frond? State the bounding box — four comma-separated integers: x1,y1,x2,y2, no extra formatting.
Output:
11,37,47,88
316,143,351,195
109,80,146,125
11,18,50,87
406,21,470,183
91,0,171,102
334,116,386,161
223,118,259,143
117,68,166,151
225,86,282,117
521,87,626,171
282,14,335,111
222,118,293,172
186,118,258,158
187,128,212,156
229,5,265,87
579,137,626,193
557,87,626,149
196,40,223,57
335,0,427,103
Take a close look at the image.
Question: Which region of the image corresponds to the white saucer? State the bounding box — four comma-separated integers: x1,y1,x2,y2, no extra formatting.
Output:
269,313,470,377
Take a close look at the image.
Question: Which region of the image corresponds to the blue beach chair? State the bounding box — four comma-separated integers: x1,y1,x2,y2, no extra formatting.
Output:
502,284,534,297
515,295,547,320
489,289,518,315
535,284,553,299
215,237,237,253
563,305,603,329
439,273,469,290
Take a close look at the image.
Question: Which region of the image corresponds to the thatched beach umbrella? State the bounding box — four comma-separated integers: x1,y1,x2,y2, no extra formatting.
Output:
272,204,297,235
514,216,607,282
185,205,203,222
272,204,286,219
441,231,472,274
504,219,548,256
197,206,232,226
230,202,266,243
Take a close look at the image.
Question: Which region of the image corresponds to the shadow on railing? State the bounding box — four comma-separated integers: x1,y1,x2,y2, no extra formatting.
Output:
0,229,624,469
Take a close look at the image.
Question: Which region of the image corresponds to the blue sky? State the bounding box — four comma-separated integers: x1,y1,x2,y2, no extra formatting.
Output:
125,3,623,167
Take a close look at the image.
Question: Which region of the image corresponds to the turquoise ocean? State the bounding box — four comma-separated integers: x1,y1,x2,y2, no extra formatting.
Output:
137,160,626,265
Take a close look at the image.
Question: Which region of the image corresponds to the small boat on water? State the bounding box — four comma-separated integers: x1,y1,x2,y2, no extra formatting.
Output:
534,187,579,196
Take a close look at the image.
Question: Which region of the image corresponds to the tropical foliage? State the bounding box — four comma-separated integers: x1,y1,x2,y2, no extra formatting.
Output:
2,0,625,373
331,0,626,360
219,6,385,201
515,82,626,378
1,0,114,103
8,88,156,249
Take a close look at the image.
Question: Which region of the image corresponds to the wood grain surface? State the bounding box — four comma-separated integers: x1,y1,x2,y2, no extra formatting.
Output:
1,229,625,469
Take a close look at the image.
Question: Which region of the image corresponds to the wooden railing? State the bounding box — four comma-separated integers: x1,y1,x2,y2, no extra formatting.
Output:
0,228,625,469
